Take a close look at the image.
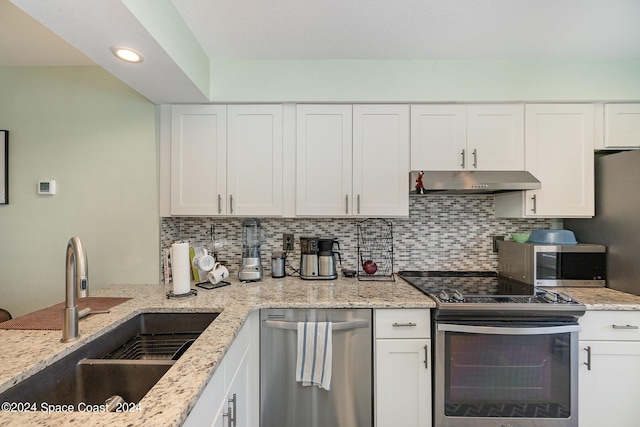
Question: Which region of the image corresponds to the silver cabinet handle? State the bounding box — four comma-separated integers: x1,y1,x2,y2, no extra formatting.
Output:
584,345,592,371
345,195,349,214
531,194,537,214
392,322,417,327
460,149,465,169
423,344,429,369
357,194,361,214
223,406,232,427
229,393,237,427
218,194,222,214
472,149,478,168
612,324,640,329
263,319,369,331
229,195,234,214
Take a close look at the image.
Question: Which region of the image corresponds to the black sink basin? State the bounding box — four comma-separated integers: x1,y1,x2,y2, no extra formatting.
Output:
0,312,219,410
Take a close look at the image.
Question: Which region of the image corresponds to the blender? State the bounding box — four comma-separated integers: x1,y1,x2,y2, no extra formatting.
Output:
238,219,265,281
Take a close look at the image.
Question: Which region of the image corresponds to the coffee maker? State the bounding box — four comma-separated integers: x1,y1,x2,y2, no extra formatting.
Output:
238,219,265,281
300,237,319,279
318,238,341,279
300,236,341,280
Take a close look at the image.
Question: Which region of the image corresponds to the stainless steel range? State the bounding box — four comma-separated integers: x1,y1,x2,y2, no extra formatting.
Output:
398,271,585,427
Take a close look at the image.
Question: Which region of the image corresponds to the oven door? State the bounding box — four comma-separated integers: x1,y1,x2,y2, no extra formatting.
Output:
435,321,581,427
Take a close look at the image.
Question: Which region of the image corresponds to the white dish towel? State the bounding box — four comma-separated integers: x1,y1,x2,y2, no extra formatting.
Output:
296,321,333,390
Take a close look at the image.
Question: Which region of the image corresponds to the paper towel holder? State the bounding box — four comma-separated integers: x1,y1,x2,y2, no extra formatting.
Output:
166,289,198,299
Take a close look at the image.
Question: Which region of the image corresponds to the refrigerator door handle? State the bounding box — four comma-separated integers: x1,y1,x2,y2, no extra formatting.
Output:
263,319,369,331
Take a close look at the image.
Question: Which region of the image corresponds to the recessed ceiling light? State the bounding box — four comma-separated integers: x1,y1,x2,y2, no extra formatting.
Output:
110,46,144,63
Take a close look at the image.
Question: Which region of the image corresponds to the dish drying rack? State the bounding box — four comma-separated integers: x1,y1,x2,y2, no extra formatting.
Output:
357,218,395,281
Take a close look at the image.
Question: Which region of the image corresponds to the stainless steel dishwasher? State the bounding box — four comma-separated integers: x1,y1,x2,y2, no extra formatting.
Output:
260,308,372,427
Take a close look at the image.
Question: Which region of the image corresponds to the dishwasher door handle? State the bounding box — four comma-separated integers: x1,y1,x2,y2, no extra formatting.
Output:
263,319,369,331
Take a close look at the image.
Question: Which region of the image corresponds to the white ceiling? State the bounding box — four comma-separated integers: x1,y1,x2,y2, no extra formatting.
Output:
0,1,93,66
2,0,640,102
173,0,640,60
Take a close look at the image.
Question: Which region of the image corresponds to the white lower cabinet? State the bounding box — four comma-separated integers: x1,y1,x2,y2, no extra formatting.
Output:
183,311,259,427
579,311,640,427
375,309,431,427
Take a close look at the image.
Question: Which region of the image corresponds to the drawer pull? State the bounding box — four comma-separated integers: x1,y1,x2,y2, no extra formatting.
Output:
612,324,639,330
392,322,417,327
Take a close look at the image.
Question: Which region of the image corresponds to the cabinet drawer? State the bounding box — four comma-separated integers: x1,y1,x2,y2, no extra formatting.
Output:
580,311,640,341
375,309,430,339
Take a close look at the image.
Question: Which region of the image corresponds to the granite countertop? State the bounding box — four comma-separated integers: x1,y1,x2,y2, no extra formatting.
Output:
2,276,639,426
0,276,434,426
555,286,640,310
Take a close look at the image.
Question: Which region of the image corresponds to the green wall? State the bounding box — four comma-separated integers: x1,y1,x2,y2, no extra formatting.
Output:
210,59,640,102
0,67,159,317
2,58,640,316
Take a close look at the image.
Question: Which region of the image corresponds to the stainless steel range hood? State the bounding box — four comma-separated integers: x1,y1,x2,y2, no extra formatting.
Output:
410,170,541,195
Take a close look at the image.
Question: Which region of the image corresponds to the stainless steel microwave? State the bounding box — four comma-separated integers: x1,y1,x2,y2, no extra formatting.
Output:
498,240,606,287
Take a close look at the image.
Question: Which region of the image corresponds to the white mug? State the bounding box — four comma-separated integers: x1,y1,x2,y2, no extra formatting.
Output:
193,248,215,272
207,263,230,284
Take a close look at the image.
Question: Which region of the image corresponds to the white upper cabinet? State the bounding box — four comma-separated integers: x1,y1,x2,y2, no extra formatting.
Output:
411,104,524,171
296,104,353,216
170,104,283,216
297,104,409,217
467,105,525,170
353,105,409,216
495,104,595,218
171,105,226,216
411,105,466,170
227,105,283,216
604,103,640,148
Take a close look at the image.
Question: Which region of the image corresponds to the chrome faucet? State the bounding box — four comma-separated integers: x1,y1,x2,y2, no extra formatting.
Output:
62,237,88,342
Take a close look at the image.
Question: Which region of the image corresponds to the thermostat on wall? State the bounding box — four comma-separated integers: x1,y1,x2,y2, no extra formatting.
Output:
38,180,56,195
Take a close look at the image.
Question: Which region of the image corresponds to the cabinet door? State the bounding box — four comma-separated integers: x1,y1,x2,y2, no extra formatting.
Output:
605,104,640,148
467,104,524,170
376,339,431,427
227,105,283,216
226,344,252,427
183,311,258,427
182,362,227,427
170,105,226,215
296,105,353,216
579,340,640,427
410,105,466,170
353,105,409,217
523,104,594,217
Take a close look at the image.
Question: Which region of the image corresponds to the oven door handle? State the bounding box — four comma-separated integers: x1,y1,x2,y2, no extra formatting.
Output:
437,323,581,335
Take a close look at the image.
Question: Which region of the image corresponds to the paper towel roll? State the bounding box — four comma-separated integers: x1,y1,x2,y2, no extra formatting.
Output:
171,242,191,295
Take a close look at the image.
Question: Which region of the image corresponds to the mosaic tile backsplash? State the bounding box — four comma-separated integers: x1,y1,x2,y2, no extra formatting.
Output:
161,196,552,279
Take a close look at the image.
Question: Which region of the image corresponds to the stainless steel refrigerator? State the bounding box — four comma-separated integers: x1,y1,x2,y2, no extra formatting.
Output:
565,149,640,295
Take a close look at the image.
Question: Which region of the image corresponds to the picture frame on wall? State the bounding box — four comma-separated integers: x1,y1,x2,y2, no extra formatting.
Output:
1,130,8,204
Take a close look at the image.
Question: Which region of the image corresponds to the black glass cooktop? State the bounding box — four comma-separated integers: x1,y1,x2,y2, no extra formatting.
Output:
397,271,534,297
398,271,585,316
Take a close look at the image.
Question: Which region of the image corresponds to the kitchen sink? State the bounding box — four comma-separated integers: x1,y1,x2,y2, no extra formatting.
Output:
0,312,219,410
